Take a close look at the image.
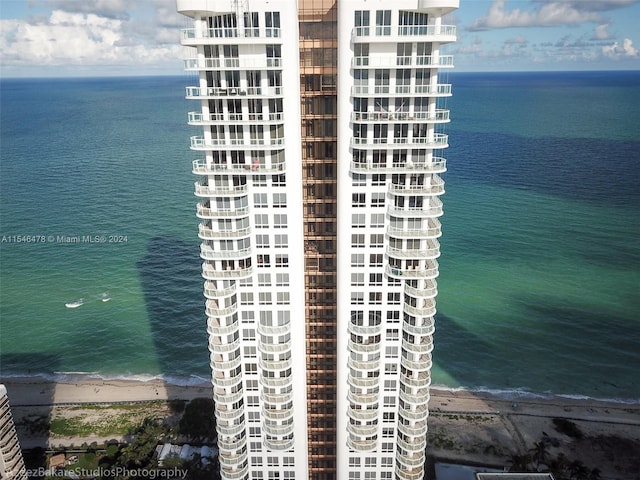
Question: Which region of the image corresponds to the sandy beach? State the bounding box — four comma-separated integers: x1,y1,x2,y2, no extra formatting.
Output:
2,377,639,478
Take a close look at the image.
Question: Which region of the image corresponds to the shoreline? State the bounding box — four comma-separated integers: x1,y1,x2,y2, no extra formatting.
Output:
2,377,639,477
2,374,638,406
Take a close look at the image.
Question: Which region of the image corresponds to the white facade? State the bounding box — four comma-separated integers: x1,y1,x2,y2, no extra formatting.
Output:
336,2,457,479
177,1,457,479
0,385,27,480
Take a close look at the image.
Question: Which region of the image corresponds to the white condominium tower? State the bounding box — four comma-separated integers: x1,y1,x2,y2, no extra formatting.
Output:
0,385,27,480
176,1,458,479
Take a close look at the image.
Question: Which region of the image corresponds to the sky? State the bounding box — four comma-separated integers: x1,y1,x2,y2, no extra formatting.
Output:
0,0,638,77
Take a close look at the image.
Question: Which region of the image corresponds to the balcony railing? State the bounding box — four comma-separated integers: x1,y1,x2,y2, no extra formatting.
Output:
387,243,440,260
387,200,444,218
189,111,284,124
197,203,250,219
350,55,453,68
350,84,452,96
202,263,254,280
350,159,446,175
181,27,281,41
400,372,431,388
184,57,282,70
198,223,251,239
352,24,456,40
201,245,251,260
186,85,283,98
351,110,449,123
351,134,448,149
386,262,439,280
404,302,438,318
194,181,248,197
404,281,438,299
190,136,285,150
193,159,286,175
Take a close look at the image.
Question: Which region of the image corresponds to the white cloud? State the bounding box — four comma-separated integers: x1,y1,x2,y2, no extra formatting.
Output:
470,0,604,30
0,3,183,75
594,23,611,40
602,38,639,58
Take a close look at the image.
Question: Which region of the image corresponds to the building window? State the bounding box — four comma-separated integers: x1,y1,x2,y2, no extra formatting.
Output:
257,254,271,267
369,254,383,267
240,292,254,305
370,213,385,228
385,346,399,358
274,214,287,228
275,254,289,267
351,273,364,286
353,173,366,186
352,213,366,228
371,193,385,207
369,292,382,304
385,330,399,342
372,174,386,186
351,292,364,305
276,292,290,304
255,214,268,228
369,273,383,285
244,347,257,358
354,10,370,35
351,254,365,267
242,328,256,341
274,234,288,248
276,273,289,286
254,193,268,207
259,292,272,305
273,192,287,207
258,273,271,286
352,234,365,248
375,10,391,35
256,234,269,248
388,292,401,304
353,192,366,207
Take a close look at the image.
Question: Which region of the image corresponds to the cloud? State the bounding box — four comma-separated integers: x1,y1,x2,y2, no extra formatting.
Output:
602,38,639,58
30,0,132,20
469,0,605,30
594,23,611,40
0,2,183,75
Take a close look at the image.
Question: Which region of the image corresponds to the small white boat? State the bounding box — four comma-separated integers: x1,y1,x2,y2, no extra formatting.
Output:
101,292,111,302
65,299,84,308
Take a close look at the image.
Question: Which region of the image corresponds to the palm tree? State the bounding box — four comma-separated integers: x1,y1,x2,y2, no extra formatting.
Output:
507,452,532,472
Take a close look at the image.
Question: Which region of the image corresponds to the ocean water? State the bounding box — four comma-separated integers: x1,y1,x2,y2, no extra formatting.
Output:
1,72,639,401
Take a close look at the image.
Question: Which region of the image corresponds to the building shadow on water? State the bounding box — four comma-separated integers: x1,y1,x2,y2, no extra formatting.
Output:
136,235,211,401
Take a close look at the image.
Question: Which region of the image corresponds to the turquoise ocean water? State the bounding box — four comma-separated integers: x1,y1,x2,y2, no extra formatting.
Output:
1,72,639,401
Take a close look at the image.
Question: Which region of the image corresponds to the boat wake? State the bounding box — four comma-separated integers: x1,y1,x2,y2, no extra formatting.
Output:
65,299,84,308
65,292,111,308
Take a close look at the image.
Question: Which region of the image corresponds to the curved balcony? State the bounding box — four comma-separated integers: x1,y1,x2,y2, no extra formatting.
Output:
397,450,426,469
257,322,290,336
264,437,294,451
220,464,249,480
350,134,448,150
207,321,239,337
347,357,381,372
197,203,250,219
259,357,292,372
217,435,247,451
350,158,446,175
180,27,281,44
404,301,437,318
396,466,425,480
210,354,242,371
217,421,246,437
183,57,282,71
193,159,286,176
400,355,433,372
347,389,379,405
348,375,379,389
348,322,383,336
262,375,293,389
388,198,443,218
388,175,445,196
189,111,284,125
212,374,243,388
347,406,379,422
218,450,248,470
387,243,440,260
209,337,241,354
347,436,377,452
190,136,285,151
214,388,244,405
186,85,283,99
351,110,449,123
351,84,452,97
402,337,434,354
351,24,457,42
194,180,248,197
397,436,427,453
398,421,428,437
199,224,251,240
347,421,378,437
216,405,245,421
399,404,429,422
349,338,381,354
400,372,431,388
400,388,430,406
201,245,252,261
204,282,236,298
202,263,253,280
258,340,291,354
404,281,438,298
262,407,294,422
261,391,292,406
387,224,441,239
403,318,435,336
385,262,439,280
263,421,295,437
350,54,453,69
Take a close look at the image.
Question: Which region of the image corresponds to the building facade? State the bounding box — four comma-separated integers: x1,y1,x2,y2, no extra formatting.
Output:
176,1,458,479
0,385,27,480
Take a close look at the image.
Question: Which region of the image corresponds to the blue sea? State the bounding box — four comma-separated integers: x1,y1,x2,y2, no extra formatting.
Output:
1,71,639,401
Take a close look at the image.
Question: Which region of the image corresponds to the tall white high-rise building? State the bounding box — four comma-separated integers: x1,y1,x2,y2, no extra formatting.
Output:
176,1,458,479
0,385,27,480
